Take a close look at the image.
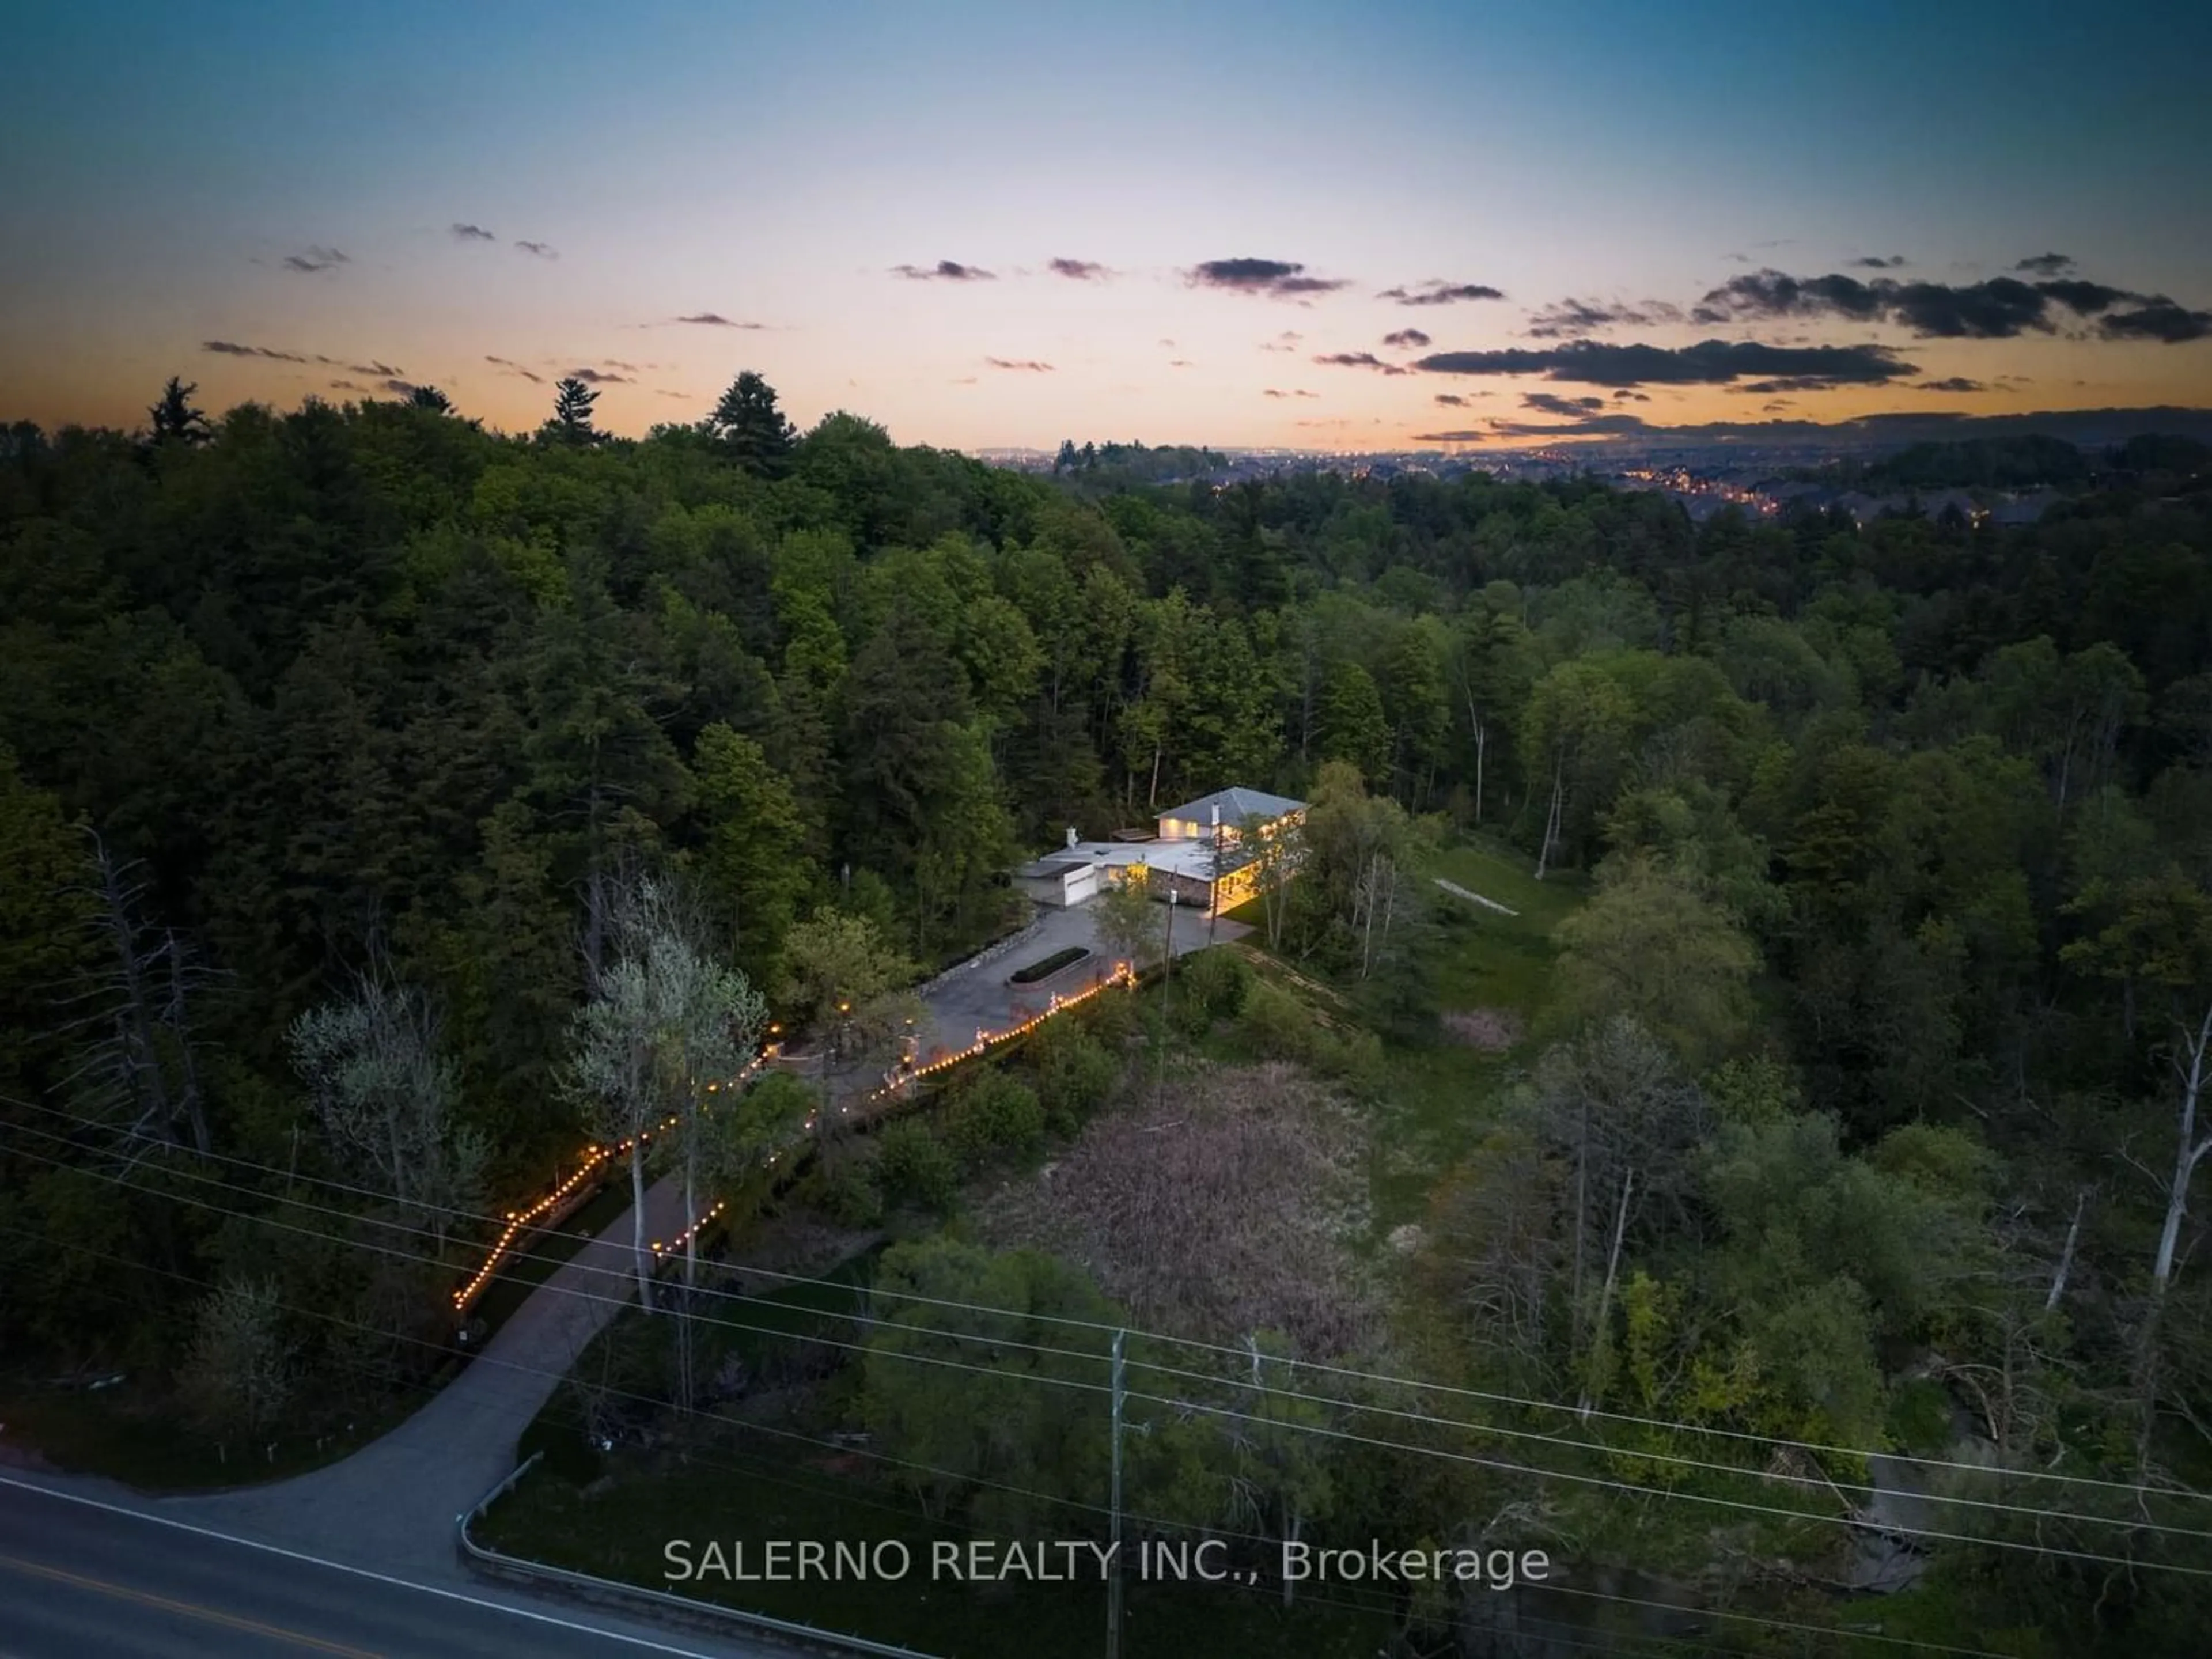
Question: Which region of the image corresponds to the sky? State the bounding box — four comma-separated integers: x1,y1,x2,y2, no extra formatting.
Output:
4,0,2209,452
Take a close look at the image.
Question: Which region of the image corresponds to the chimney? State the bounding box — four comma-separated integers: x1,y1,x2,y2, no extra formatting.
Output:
1066,825,1078,849
1211,803,1221,829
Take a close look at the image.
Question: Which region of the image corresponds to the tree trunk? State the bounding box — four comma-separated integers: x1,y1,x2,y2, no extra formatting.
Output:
630,1143,654,1309
684,1137,699,1289
1580,1169,1634,1419
2046,1188,2086,1314
2151,1004,2212,1301
1535,756,1565,881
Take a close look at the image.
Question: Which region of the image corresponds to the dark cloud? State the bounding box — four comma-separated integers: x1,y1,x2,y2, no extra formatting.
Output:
328,380,365,392
1188,258,1351,298
1414,338,1913,387
2100,298,2212,343
1521,393,1605,416
485,355,544,384
1433,393,1469,407
1691,265,2204,342
1409,429,1490,442
1916,377,1987,393
1762,400,1793,413
1262,389,1319,399
1047,257,1110,281
380,379,419,397
1737,377,1853,394
1482,413,1654,438
602,359,642,372
1314,351,1411,375
514,240,558,259
1849,255,1906,269
284,245,349,274
673,313,765,328
569,367,630,384
893,260,996,281
451,223,496,242
1616,389,1651,402
2014,252,2074,276
1525,297,1684,338
984,357,1054,372
1382,328,1431,349
1379,281,1506,306
202,339,308,362
347,360,404,377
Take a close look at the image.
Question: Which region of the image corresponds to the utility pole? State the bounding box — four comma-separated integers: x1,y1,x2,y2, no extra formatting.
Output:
1156,889,1177,1110
1108,1327,1126,1659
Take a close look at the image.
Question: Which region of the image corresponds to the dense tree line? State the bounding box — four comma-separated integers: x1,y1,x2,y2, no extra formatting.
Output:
3,376,2212,1649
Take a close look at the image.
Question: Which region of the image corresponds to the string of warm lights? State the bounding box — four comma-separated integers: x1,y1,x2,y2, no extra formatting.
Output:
453,1052,768,1312
454,968,1134,1313
650,1199,728,1259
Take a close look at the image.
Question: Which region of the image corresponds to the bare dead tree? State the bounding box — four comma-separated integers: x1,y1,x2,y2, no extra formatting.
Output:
54,831,214,1158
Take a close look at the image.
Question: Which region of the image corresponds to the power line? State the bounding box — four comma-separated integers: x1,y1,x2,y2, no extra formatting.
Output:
8,1102,2201,1533
9,1134,2200,1581
1123,1389,2212,1580
3,1229,2025,1659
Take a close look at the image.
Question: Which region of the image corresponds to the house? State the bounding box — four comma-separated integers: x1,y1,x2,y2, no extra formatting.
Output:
1011,786,1306,916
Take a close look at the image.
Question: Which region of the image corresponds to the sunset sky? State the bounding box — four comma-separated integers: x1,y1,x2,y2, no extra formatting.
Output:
6,0,2209,450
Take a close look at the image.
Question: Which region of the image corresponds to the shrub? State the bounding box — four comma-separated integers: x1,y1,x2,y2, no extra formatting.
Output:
944,1071,1046,1168
874,1119,961,1213
815,1152,885,1228
1010,945,1090,984
1029,1018,1119,1135
1179,946,1253,1022
1240,979,1319,1065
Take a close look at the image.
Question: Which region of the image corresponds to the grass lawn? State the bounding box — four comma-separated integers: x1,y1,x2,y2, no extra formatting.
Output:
469,1179,632,1338
1366,836,1585,1225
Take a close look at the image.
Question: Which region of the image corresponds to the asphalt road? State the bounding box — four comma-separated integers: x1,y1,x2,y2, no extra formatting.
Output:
0,1477,771,1659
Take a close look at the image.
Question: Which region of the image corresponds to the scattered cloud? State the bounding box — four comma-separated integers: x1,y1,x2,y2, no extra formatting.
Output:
1849,255,1907,269
1525,297,1685,339
1916,377,1987,393
1168,359,1194,368
673,312,765,328
568,367,630,384
451,223,496,242
1379,281,1507,306
1689,266,2206,342
1521,393,1606,416
1481,413,1654,438
1047,257,1111,281
380,378,419,397
1737,376,1854,394
514,240,558,260
1433,393,1470,407
1616,389,1652,402
2014,252,2074,276
1762,400,1793,413
601,359,643,373
1382,328,1431,350
486,355,544,383
893,260,996,281
984,357,1054,372
2100,299,2212,343
328,380,365,392
202,339,308,363
1313,351,1411,375
1414,338,1913,387
1408,429,1490,442
950,376,979,385
654,389,691,399
347,360,404,377
1187,258,1351,298
284,245,349,274
1262,389,1320,399
1259,331,1304,352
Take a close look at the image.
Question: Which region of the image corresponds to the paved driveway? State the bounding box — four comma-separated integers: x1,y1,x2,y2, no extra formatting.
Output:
911,900,1248,1062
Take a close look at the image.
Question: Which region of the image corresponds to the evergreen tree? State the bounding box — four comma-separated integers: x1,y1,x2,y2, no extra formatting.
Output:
548,377,600,445
407,384,455,414
707,370,796,476
147,377,211,446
